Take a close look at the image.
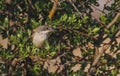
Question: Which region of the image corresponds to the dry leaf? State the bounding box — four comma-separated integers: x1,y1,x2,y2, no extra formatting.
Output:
84,64,90,72
103,38,111,44
11,45,15,50
71,64,81,72
5,0,12,4
48,64,58,73
0,35,2,42
88,42,94,49
10,20,16,27
115,30,120,43
43,57,63,73
0,35,9,49
91,0,114,20
0,57,5,64
116,37,120,44
11,58,19,66
72,47,82,58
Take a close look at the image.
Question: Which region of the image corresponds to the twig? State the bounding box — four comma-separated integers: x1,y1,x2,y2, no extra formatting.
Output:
92,45,110,67
89,33,117,73
91,4,104,13
89,44,110,73
27,0,35,10
58,26,97,40
68,0,83,18
81,27,89,33
94,46,99,59
16,4,23,12
48,0,58,20
0,10,12,16
107,12,120,28
91,14,106,27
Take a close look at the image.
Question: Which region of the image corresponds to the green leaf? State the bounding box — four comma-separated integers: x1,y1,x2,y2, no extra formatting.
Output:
92,27,100,33
99,13,107,23
3,17,9,27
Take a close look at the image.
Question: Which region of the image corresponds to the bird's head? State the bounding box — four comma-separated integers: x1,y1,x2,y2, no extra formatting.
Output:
33,25,54,34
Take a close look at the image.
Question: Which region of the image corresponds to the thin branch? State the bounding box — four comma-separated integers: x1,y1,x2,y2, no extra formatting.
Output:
92,45,110,67
81,27,89,33
107,12,120,28
89,34,117,73
89,44,110,73
68,0,83,18
91,4,104,13
16,4,23,12
91,14,106,27
57,26,97,40
0,10,12,16
27,0,35,10
94,46,99,60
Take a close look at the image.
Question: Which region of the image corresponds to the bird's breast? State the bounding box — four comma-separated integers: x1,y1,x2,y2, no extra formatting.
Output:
32,33,48,48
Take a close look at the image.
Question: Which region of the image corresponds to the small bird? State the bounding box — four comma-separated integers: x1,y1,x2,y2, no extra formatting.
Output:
32,25,54,48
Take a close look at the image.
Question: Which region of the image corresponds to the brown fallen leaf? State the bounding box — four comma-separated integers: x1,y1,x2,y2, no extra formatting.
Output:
84,64,91,72
72,47,83,58
0,57,5,64
71,64,81,72
48,63,58,73
0,35,9,49
43,57,64,73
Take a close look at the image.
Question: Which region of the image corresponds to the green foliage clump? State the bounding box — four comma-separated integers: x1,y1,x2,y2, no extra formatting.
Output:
0,0,120,76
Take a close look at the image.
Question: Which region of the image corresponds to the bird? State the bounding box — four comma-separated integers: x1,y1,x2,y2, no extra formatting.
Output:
32,25,54,48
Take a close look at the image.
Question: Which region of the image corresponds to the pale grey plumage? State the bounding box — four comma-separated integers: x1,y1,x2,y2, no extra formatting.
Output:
32,25,54,48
